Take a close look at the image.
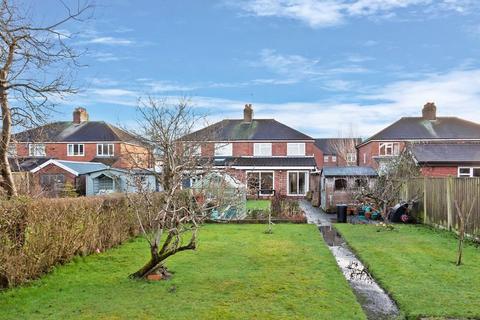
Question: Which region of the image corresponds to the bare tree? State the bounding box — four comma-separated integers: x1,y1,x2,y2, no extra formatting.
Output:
125,98,220,279
0,0,92,198
454,198,476,266
357,144,421,222
329,125,360,166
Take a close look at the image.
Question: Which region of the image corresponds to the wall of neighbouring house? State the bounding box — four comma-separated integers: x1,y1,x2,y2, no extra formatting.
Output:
14,142,151,169
357,141,407,169
420,166,458,177
201,141,315,157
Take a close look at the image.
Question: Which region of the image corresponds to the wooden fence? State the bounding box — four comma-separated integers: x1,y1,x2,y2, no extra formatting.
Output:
400,177,480,237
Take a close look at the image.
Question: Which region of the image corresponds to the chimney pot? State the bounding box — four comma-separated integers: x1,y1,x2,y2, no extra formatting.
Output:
73,107,89,124
243,104,253,123
422,102,436,120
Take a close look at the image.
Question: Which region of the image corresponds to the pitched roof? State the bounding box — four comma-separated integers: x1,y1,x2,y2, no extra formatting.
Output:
362,117,480,145
211,156,316,168
314,138,362,155
9,157,51,172
30,160,108,176
182,119,313,141
13,121,141,144
412,143,480,164
322,166,377,177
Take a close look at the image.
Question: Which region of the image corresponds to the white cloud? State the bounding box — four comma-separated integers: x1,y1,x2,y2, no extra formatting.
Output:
232,0,478,28
86,36,134,45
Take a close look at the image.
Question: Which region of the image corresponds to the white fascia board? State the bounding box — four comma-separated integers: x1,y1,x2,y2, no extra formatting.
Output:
30,159,79,176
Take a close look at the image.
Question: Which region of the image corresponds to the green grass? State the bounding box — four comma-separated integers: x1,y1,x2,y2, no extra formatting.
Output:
246,199,271,211
336,224,480,319
0,224,365,320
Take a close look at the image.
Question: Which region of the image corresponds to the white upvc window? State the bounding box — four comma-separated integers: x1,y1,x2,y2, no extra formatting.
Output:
214,143,232,157
379,142,400,156
323,155,329,163
247,171,274,196
458,167,480,178
254,143,272,157
7,144,16,157
28,143,46,157
332,155,337,162
347,152,357,163
287,143,305,156
97,143,115,157
287,171,309,196
67,143,84,156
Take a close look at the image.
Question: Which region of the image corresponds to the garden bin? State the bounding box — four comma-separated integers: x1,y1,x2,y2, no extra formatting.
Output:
336,204,347,223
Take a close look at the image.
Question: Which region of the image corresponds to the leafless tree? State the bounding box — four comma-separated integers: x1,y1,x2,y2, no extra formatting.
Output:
357,144,421,222
125,97,222,279
0,0,92,198
329,125,360,166
454,198,476,266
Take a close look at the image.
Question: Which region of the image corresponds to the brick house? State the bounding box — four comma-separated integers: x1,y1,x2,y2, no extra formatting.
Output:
10,107,152,169
313,138,361,168
357,103,480,177
182,104,316,198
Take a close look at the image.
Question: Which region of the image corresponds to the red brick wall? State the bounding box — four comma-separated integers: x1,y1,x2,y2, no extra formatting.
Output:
421,166,458,177
14,142,150,169
202,141,315,157
36,163,77,186
357,141,407,169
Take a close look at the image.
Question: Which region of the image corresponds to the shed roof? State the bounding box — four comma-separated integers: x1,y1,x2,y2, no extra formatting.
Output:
30,160,108,176
322,166,377,177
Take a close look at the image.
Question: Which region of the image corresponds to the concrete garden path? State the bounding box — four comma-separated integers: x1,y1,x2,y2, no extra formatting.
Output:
299,200,401,320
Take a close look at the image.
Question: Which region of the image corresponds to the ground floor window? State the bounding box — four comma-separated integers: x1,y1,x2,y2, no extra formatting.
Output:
458,167,480,177
247,171,274,196
288,171,308,196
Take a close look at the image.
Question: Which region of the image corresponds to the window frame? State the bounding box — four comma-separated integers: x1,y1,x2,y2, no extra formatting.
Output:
287,143,306,156
323,155,329,163
331,155,337,163
246,171,275,196
28,143,46,157
67,143,85,156
379,142,400,156
96,143,115,157
346,152,357,163
287,171,309,196
253,143,272,157
7,144,16,157
458,167,480,178
214,143,233,157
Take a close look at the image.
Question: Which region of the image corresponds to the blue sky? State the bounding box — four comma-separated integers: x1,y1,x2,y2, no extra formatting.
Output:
32,0,480,137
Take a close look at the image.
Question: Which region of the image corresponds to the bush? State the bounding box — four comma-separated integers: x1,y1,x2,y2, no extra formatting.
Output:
0,195,144,288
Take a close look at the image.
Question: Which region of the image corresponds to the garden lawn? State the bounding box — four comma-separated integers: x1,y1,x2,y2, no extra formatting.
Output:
0,224,365,320
246,199,271,211
336,224,480,319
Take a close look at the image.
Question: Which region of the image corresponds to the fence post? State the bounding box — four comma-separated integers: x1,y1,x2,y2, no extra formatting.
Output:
423,176,427,224
446,176,453,231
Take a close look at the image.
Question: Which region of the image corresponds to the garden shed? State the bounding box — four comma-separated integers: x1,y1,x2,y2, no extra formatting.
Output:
192,172,247,219
85,168,157,196
320,166,377,212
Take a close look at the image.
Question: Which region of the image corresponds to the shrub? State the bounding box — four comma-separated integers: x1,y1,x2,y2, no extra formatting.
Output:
0,195,144,288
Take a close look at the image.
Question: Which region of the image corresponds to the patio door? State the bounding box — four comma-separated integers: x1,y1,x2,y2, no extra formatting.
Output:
288,171,308,196
247,171,274,196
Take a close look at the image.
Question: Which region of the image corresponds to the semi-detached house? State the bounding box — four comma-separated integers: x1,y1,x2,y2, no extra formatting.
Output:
182,104,316,198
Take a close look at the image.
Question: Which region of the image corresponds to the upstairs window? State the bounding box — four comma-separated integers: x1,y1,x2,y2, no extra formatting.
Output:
346,152,357,163
254,143,272,157
29,143,46,157
97,143,114,157
287,143,305,156
67,144,84,156
332,156,337,162
323,155,329,163
214,143,232,157
7,144,16,157
379,142,400,156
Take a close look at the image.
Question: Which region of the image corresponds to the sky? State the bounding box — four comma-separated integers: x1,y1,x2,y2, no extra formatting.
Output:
27,0,480,138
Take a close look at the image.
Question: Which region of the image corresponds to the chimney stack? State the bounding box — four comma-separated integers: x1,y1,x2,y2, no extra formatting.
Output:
422,102,437,120
243,104,253,123
73,107,89,124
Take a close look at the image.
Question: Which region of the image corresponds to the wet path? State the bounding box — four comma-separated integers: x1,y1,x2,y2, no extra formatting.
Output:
300,201,401,320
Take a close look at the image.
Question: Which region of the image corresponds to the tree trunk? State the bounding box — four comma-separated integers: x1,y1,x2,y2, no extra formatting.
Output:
0,71,17,198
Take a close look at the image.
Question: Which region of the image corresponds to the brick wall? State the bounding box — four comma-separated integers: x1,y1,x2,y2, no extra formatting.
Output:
14,142,150,169
357,141,407,169
421,166,458,177
35,163,77,186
